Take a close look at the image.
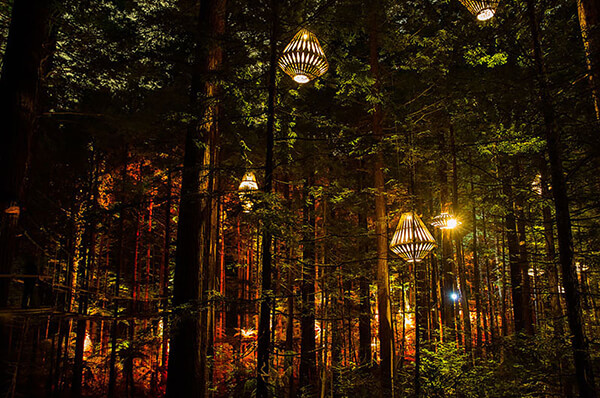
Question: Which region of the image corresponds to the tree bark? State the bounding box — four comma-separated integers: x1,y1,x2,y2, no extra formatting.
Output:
500,160,526,334
166,0,224,396
577,0,600,119
369,3,393,396
299,173,317,396
256,1,279,396
108,147,128,398
0,0,54,270
526,0,597,395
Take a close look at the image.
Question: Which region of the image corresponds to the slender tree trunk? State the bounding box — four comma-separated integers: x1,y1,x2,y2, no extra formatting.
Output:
526,0,597,395
256,1,279,396
471,195,483,357
514,161,535,335
450,127,471,353
358,211,372,366
539,159,563,335
161,171,172,372
108,146,128,398
299,172,317,396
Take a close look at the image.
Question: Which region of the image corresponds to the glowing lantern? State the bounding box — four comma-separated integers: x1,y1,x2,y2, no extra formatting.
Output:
238,172,258,212
458,0,500,21
279,28,328,84
528,268,545,277
390,212,437,263
431,212,461,230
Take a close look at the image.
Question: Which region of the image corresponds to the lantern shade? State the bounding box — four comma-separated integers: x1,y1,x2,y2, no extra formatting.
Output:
279,29,328,84
457,0,500,20
238,172,258,212
431,212,461,229
390,212,437,263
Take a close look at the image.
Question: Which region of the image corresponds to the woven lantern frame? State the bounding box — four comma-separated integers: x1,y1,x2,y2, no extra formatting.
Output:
390,212,437,263
279,28,328,84
458,0,500,21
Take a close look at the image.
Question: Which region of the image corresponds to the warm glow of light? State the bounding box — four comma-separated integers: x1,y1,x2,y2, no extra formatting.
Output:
446,218,458,229
83,331,93,359
238,172,258,213
431,212,461,230
576,262,589,273
450,292,459,301
528,268,545,277
240,328,257,339
477,8,495,20
293,74,310,84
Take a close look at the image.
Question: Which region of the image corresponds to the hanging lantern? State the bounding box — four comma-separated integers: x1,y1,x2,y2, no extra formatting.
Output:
390,212,437,263
238,172,258,213
458,0,500,21
278,28,328,84
431,212,461,230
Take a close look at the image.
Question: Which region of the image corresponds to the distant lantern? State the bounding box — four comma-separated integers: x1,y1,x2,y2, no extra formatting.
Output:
390,212,437,263
431,212,461,230
458,0,500,21
238,172,258,212
278,28,328,84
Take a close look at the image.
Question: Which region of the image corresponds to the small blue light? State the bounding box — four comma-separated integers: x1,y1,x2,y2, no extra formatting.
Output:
450,292,459,301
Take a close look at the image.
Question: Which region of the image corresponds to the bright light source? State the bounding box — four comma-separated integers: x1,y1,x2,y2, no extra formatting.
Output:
293,74,310,84
446,218,458,229
477,8,495,21
450,292,459,301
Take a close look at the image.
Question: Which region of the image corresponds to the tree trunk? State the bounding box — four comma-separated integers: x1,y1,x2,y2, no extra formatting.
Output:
166,0,225,396
526,0,597,395
369,3,393,396
500,161,526,334
109,146,128,398
299,172,317,396
0,0,54,300
358,211,372,366
256,1,278,396
450,126,472,353
577,0,600,119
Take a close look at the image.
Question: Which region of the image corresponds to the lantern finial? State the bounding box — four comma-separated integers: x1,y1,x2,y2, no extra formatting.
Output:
390,212,436,263
279,29,328,84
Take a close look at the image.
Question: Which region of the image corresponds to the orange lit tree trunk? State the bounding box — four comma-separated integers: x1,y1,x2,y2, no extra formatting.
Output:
369,3,393,395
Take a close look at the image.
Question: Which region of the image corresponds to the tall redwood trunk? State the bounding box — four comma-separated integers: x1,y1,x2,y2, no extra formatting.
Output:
369,3,393,395
166,0,224,396
256,1,279,396
526,0,597,395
